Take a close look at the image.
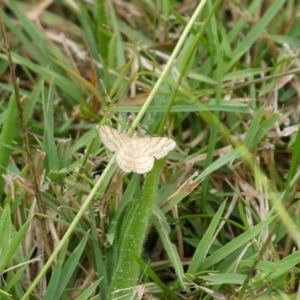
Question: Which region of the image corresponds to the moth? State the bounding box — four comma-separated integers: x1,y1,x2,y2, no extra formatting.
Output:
99,125,176,174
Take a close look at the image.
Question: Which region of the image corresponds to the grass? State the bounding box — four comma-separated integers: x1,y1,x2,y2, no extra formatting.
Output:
0,0,300,299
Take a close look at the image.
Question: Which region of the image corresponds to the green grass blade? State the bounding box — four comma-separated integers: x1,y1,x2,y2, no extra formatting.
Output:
76,278,103,300
44,243,68,300
0,206,11,274
200,215,277,271
251,113,281,148
42,82,58,171
55,232,89,298
152,206,185,289
226,0,287,71
187,201,226,273
0,214,32,275
0,93,18,200
132,253,182,300
243,106,265,149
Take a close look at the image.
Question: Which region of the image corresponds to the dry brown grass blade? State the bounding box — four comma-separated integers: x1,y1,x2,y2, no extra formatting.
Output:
0,12,52,259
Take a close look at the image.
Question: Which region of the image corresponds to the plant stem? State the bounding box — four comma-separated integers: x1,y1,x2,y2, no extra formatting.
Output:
107,158,165,299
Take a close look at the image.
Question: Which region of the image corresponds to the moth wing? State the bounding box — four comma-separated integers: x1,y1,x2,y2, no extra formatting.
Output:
99,125,130,151
116,146,134,173
132,154,154,174
138,137,176,159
